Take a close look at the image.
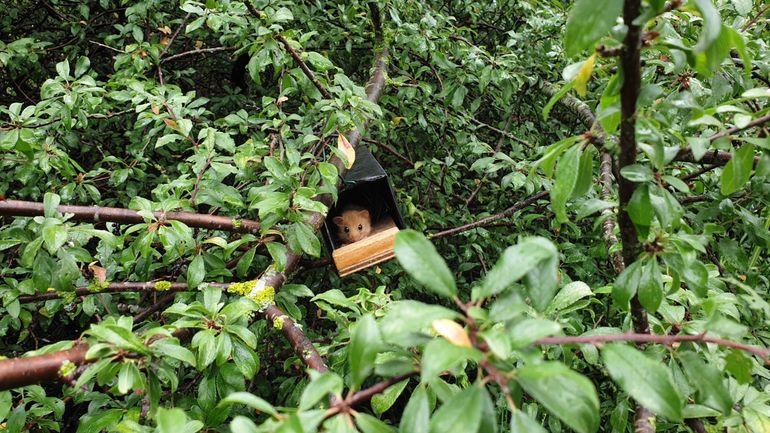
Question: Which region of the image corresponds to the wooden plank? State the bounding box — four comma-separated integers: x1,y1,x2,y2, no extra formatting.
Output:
333,226,400,276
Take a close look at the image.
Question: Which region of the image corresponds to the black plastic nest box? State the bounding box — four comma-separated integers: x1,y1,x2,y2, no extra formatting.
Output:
322,146,406,276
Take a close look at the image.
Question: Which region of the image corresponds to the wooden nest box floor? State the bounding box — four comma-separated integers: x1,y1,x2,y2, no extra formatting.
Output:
332,217,400,277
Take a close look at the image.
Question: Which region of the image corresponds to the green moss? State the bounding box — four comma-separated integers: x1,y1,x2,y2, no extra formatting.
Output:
58,360,76,378
154,281,172,291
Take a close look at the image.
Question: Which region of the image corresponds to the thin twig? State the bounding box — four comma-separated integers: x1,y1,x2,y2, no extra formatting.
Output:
536,332,770,362
190,156,214,206
162,46,235,63
430,191,548,239
466,109,518,206
741,2,770,31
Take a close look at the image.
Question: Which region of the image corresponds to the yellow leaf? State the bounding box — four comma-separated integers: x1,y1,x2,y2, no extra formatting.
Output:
337,132,355,169
195,40,204,49
575,53,596,97
432,319,472,348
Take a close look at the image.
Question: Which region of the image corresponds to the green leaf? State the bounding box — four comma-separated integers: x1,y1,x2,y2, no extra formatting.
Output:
421,338,481,382
691,0,722,53
543,82,575,120
510,411,547,433
545,281,593,315
349,315,383,390
355,413,397,433
522,237,560,312
572,146,594,198
602,344,683,421
192,330,217,370
721,144,755,195
152,341,197,368
187,254,205,288
516,362,600,433
620,164,653,182
627,183,653,232
679,352,732,415
509,318,562,348
429,386,484,433
725,349,752,384
695,23,732,76
551,144,581,223
290,222,321,257
371,378,409,416
400,386,430,433
478,237,558,299
395,230,457,299
220,392,277,416
451,85,468,108
299,372,343,410
637,259,663,312
565,0,624,57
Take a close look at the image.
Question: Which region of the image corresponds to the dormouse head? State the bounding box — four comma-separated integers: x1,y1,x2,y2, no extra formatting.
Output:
333,209,371,243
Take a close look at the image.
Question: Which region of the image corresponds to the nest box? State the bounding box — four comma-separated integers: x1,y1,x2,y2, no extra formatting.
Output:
322,146,406,276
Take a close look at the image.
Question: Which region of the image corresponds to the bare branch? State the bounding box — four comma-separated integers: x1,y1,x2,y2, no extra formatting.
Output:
0,200,261,234
430,191,549,239
536,332,770,362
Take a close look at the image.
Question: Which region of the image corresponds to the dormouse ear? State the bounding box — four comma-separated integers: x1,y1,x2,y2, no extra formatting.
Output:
333,216,344,226
358,209,370,219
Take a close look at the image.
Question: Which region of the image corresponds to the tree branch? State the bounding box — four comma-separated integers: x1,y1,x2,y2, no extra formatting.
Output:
430,191,549,239
0,342,89,390
535,332,770,362
273,34,333,99
17,281,216,304
161,46,235,63
0,200,261,234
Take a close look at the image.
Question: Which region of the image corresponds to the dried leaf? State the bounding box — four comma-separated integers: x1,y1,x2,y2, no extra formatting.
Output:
163,118,179,131
159,25,172,34
88,262,107,282
432,319,472,348
337,132,356,169
151,105,160,115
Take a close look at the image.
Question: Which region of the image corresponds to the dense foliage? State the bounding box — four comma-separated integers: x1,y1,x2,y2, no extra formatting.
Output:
1,0,770,432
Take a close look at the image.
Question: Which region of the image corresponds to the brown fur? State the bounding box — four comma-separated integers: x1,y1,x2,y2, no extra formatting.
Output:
333,206,372,244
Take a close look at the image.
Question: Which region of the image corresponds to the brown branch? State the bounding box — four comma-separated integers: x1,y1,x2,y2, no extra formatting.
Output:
132,292,178,323
466,109,518,207
190,156,214,206
600,151,625,273
161,46,236,63
619,0,652,429
535,332,770,362
89,40,123,53
430,191,549,239
263,305,328,373
17,281,213,304
469,117,533,147
741,2,770,31
685,419,708,433
0,342,89,391
0,200,261,234
274,34,332,99
159,13,191,59
675,113,770,165
364,138,414,167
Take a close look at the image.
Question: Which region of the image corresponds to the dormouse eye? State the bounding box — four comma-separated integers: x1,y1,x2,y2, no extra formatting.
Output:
344,227,349,233
358,224,363,231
